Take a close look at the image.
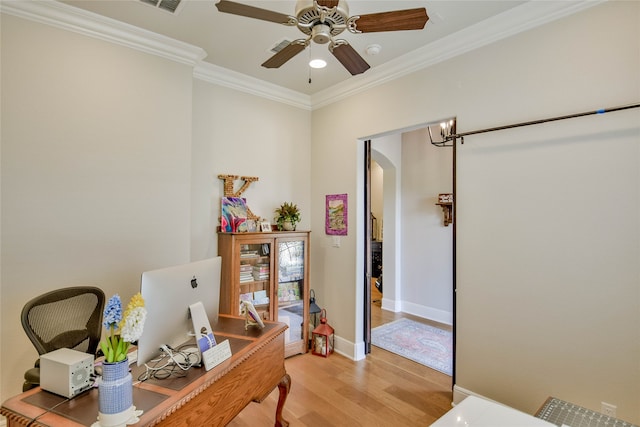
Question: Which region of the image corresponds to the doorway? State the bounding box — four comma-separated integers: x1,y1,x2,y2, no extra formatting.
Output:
363,123,455,378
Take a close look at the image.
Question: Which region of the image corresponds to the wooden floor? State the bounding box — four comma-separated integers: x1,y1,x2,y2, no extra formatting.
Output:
228,282,453,426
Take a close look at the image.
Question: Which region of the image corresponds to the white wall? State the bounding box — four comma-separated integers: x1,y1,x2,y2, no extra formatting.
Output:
310,2,639,423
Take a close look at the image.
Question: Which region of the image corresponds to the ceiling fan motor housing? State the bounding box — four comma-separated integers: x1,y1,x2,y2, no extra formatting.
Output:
295,0,348,40
311,23,332,44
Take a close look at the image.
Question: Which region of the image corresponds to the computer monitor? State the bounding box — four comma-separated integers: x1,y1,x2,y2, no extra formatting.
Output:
137,257,222,366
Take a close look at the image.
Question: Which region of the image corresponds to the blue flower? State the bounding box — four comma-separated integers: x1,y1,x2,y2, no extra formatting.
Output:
103,294,122,329
100,293,146,363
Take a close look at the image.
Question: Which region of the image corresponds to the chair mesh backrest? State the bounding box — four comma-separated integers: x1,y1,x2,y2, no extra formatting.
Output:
21,287,105,356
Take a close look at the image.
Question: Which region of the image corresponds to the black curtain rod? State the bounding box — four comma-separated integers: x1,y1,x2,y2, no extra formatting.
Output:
449,102,640,144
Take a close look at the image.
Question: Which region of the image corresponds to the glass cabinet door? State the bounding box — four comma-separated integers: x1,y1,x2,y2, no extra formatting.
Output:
238,242,272,320
277,239,306,353
218,231,309,356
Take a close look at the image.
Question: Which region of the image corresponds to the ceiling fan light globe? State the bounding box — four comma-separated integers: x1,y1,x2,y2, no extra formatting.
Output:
309,59,327,69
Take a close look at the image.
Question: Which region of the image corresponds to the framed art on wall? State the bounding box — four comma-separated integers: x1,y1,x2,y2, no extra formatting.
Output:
326,194,348,235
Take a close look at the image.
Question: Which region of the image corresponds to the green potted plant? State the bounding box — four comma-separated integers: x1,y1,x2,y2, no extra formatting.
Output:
274,202,301,231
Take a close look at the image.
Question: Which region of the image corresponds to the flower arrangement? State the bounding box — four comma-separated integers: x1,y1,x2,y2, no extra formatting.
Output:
274,202,301,231
100,293,147,363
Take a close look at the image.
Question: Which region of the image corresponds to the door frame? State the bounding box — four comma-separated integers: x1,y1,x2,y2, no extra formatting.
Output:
363,139,372,354
362,127,457,384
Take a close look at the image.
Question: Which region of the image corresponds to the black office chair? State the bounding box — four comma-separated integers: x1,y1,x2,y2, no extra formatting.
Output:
21,286,105,391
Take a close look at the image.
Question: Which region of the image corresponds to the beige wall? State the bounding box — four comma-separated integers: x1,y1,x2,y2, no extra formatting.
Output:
1,14,194,398
0,12,311,405
401,128,453,322
310,1,639,423
190,81,311,261
370,160,383,241
370,128,454,323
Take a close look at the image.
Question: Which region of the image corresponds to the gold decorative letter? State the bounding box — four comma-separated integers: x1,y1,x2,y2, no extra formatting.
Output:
218,174,260,220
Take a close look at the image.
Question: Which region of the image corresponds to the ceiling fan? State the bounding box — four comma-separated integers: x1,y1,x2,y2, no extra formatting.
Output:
215,0,429,75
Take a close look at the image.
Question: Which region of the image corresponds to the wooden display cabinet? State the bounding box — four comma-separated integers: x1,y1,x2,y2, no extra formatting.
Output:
218,231,310,357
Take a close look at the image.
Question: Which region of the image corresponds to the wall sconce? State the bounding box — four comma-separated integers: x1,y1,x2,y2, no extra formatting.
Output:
428,119,456,147
436,193,453,226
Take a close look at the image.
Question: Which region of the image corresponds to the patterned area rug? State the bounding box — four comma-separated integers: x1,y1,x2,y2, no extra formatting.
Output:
371,318,452,376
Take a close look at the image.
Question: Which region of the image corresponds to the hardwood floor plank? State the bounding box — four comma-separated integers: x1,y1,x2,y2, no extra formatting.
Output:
298,410,333,426
228,298,453,426
334,384,386,413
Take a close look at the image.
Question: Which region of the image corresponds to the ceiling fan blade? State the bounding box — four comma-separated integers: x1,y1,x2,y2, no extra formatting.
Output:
316,0,339,8
330,42,370,76
262,41,308,69
349,8,429,33
215,0,296,25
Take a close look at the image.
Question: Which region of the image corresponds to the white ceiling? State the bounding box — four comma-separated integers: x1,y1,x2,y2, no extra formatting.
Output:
5,0,597,103
57,0,529,95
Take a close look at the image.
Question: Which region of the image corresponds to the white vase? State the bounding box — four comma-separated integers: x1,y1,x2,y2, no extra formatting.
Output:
92,357,143,427
282,221,295,231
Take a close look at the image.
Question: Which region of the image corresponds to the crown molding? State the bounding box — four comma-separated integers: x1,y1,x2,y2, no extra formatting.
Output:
194,62,312,110
0,0,206,66
1,0,604,110
310,0,605,109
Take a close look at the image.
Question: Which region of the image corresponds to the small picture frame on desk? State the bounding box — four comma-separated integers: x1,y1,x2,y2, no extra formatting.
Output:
260,221,272,232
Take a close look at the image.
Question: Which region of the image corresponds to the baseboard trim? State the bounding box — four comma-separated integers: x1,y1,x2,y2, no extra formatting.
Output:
453,385,500,406
401,301,453,325
380,297,401,312
379,299,453,326
333,334,367,361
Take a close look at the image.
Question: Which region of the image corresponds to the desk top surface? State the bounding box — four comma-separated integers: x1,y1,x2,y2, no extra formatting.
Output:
1,315,287,427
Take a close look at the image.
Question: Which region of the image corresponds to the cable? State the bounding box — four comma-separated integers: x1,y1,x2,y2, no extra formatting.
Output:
137,344,200,382
25,395,72,426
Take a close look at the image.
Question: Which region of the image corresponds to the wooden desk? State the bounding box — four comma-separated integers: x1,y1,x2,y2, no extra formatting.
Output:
1,315,290,427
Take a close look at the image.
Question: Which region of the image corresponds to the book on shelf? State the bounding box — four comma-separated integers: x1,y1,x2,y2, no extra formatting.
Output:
253,290,267,300
238,290,270,311
252,290,270,306
252,263,269,280
240,264,255,282
240,250,259,258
